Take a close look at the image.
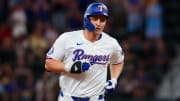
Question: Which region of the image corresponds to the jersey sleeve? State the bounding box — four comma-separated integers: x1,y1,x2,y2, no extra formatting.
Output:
46,33,67,61
110,40,124,64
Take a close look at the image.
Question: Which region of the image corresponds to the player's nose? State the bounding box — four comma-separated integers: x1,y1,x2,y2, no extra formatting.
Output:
95,19,101,25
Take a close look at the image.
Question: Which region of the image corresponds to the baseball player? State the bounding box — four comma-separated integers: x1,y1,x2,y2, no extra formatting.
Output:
45,2,124,101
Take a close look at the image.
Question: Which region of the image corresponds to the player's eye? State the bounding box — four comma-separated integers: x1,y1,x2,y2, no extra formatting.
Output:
90,17,97,21
99,17,106,22
90,16,106,23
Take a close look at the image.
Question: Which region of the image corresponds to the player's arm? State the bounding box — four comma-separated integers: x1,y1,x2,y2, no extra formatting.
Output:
45,58,91,74
44,34,67,73
45,58,66,73
110,62,124,81
44,34,90,74
105,62,124,93
109,40,124,81
105,40,124,93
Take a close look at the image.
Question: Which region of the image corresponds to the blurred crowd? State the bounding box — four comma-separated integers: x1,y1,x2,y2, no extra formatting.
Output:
0,0,176,101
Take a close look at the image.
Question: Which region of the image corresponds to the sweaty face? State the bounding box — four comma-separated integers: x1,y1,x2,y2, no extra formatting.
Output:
89,15,107,34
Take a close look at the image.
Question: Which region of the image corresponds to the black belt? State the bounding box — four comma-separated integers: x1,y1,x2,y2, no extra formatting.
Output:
71,96,90,101
60,92,103,101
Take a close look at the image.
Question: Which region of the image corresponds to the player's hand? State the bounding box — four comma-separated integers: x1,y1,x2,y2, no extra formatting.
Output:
105,78,117,93
64,60,91,73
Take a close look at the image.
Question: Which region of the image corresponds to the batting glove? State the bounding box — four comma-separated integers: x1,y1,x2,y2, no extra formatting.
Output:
64,60,91,73
105,78,117,93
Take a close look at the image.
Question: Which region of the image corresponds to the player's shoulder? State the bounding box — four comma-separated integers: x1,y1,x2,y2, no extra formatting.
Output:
101,32,117,42
63,30,82,35
57,30,82,39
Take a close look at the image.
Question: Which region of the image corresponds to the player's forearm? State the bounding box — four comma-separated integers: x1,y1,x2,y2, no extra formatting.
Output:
45,59,66,73
110,62,124,80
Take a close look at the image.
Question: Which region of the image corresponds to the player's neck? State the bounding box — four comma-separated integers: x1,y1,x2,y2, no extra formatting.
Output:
83,30,100,42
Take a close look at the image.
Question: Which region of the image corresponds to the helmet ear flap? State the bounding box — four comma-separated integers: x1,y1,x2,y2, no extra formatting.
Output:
84,17,95,32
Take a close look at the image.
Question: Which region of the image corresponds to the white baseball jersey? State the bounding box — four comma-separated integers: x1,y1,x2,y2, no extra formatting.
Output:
46,30,124,97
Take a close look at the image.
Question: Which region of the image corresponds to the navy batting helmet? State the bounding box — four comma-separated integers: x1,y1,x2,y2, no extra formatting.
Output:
84,2,108,32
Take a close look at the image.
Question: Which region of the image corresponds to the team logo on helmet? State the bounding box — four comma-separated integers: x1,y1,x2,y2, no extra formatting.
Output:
98,5,106,12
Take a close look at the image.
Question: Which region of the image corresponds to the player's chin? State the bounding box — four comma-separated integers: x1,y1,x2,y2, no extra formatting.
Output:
95,29,102,34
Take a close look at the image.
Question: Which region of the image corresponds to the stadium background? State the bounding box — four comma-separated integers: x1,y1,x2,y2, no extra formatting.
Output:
0,0,180,101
